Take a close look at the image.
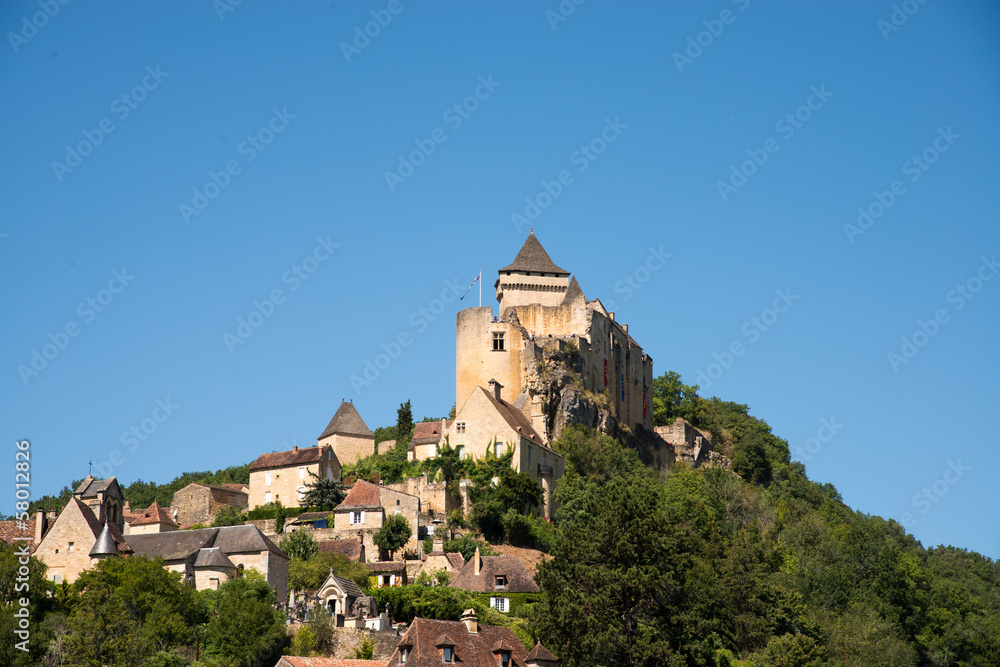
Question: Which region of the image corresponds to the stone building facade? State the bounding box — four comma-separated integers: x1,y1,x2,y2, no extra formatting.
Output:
456,231,654,446
332,480,422,559
170,482,249,527
318,399,376,465
249,444,340,509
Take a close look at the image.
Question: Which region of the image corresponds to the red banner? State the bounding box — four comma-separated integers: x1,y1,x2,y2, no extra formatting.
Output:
604,359,608,386
643,390,647,418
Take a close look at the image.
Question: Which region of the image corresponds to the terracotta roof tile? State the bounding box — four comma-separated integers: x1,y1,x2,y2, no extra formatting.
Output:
479,387,546,447
129,500,179,527
278,658,385,667
526,641,559,662
500,231,569,275
450,552,539,593
411,420,449,446
390,616,528,667
319,400,374,440
250,445,329,471
317,538,363,561
0,519,35,548
336,480,382,510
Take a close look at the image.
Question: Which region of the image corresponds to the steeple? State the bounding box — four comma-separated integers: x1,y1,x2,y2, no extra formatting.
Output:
89,518,120,559
496,231,571,309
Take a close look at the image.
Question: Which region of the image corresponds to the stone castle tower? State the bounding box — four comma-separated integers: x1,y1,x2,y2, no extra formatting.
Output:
456,231,654,443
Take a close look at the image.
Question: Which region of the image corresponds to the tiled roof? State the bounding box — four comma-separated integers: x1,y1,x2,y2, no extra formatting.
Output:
411,420,451,446
478,386,547,447
319,400,374,440
129,500,179,527
561,275,585,305
336,480,382,510
526,641,559,662
0,518,35,547
365,561,406,572
390,616,529,667
193,546,236,569
250,445,329,471
446,553,466,570
500,231,569,276
277,658,385,667
318,538,363,561
450,551,539,594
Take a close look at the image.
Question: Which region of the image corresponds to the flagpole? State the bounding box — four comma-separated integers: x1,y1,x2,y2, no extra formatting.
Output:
479,271,482,307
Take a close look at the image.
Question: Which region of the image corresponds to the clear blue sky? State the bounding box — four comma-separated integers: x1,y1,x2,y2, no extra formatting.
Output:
3,2,998,558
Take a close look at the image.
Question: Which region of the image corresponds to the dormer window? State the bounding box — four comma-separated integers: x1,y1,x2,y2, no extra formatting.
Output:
495,575,507,588
399,647,409,663
499,652,511,667
443,647,454,663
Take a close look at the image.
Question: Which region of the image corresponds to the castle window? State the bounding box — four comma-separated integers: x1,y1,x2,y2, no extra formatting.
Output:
68,542,74,553
265,492,272,504
492,332,505,351
456,422,466,434
264,472,272,486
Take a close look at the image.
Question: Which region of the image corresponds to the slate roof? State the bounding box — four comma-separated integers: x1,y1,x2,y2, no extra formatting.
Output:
478,386,547,447
561,275,585,305
129,500,179,527
318,538,363,561
450,551,540,593
126,524,287,562
320,571,364,598
193,546,236,569
500,231,569,276
191,482,249,494
74,476,121,499
250,445,329,472
336,480,382,511
70,497,131,554
89,520,119,557
390,616,529,667
526,641,560,662
319,400,374,440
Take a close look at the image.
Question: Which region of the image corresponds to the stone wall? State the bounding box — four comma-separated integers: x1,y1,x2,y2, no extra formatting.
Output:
385,474,457,519
285,626,400,662
33,501,99,584
171,483,248,527
318,432,374,467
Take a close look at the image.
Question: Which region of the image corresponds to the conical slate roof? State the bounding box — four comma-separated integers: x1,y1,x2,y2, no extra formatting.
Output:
500,231,569,276
319,399,374,440
89,519,120,558
561,275,585,305
193,546,236,569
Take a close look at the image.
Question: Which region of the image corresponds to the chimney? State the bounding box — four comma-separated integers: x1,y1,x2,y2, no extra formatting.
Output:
34,509,46,543
123,500,130,512
432,535,444,553
358,530,366,563
292,445,298,452
609,312,615,321
473,546,481,576
460,608,478,634
47,508,57,521
489,379,503,402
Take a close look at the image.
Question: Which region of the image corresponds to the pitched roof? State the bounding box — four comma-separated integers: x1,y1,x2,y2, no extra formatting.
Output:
411,420,451,446
0,518,35,548
477,386,547,447
391,616,528,667
129,500,179,527
74,476,120,499
125,524,287,562
319,571,364,598
190,482,249,494
336,480,382,510
319,400,374,440
193,546,236,569
318,538,363,561
67,497,131,554
277,658,385,667
526,641,559,662
250,445,329,471
561,275,585,305
89,520,119,557
500,231,569,276
365,561,406,572
450,551,539,593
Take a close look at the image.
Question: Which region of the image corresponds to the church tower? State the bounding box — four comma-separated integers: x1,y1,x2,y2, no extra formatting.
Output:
495,230,570,312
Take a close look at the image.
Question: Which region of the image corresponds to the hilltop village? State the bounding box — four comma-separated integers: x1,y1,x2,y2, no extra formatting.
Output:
13,232,719,665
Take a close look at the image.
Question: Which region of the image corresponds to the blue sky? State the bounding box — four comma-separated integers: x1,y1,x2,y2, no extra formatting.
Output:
2,2,998,558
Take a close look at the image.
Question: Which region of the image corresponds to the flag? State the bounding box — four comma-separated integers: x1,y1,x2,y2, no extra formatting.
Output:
459,272,481,300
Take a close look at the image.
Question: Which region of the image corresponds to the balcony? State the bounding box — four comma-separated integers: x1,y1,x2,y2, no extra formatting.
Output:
537,464,554,476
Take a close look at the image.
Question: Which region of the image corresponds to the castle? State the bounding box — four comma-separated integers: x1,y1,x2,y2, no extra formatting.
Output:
456,230,654,441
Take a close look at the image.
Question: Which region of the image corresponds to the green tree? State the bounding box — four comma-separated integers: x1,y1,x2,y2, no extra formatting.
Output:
62,556,203,667
373,513,412,560
396,399,415,446
274,502,287,534
279,529,320,561
301,471,346,508
211,505,246,527
288,552,370,592
0,541,55,666
651,370,701,426
351,637,375,659
203,570,286,667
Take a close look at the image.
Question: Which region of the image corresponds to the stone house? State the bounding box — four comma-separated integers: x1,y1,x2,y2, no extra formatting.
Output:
249,444,340,509
449,547,539,614
125,524,289,599
318,399,376,465
332,480,422,559
366,560,408,588
408,420,452,461
72,475,126,532
389,610,559,667
417,535,465,582
170,481,249,526
123,500,179,534
33,497,130,584
384,471,459,522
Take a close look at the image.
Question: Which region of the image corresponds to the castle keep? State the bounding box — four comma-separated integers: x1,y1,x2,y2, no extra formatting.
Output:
456,230,654,443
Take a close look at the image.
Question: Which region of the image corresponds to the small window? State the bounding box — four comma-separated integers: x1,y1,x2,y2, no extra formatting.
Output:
500,651,511,667
352,511,363,525
495,575,507,588
457,445,467,460
68,542,75,553
265,472,272,486
443,646,454,663
494,442,503,457
491,597,508,612
400,647,408,664
209,577,220,590
55,548,59,554
265,491,272,504
397,499,400,505
492,331,505,351
456,422,466,434
299,467,305,479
